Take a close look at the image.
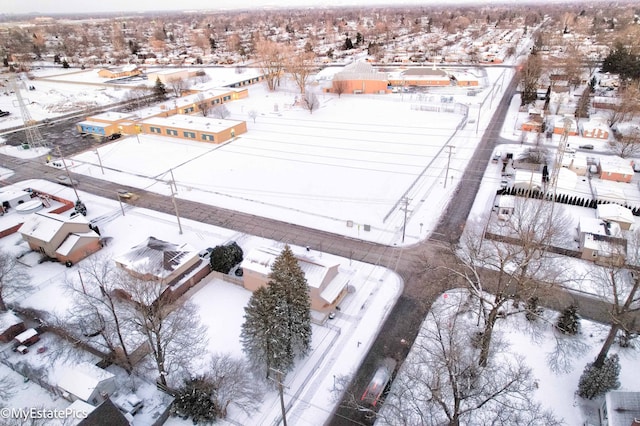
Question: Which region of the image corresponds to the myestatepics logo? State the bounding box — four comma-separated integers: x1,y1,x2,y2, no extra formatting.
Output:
0,407,89,420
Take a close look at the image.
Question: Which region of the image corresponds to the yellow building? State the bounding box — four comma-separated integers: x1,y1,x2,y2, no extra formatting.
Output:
139,114,247,144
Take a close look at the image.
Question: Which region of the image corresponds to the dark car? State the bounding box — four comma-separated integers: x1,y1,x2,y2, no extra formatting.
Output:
108,133,122,140
579,144,594,150
0,110,10,117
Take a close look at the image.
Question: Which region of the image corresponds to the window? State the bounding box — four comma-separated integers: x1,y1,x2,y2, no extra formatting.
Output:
223,95,231,101
201,134,214,142
166,129,178,136
592,251,598,257
212,99,220,105
184,107,194,113
183,131,196,138
150,126,161,134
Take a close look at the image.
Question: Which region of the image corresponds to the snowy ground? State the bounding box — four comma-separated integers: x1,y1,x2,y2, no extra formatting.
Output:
383,289,640,425
1,65,512,246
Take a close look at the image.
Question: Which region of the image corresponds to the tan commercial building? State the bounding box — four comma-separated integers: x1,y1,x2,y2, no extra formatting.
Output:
139,114,246,144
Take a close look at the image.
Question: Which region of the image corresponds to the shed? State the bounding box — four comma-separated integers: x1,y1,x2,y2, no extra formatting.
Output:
496,195,516,221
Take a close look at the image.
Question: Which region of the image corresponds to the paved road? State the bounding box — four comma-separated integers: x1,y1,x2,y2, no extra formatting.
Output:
1,73,638,425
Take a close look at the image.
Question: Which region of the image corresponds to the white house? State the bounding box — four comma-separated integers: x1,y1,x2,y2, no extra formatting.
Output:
600,391,640,426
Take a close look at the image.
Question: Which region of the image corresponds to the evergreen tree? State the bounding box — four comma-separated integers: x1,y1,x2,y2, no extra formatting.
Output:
267,245,312,364
556,305,579,335
240,245,311,379
241,287,281,378
171,376,219,422
62,59,69,68
153,77,167,101
577,354,621,399
209,242,244,274
343,37,353,50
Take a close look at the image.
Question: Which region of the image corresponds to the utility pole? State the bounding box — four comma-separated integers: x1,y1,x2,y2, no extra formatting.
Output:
269,368,288,426
444,145,453,189
95,149,104,174
401,197,410,243
56,146,80,201
169,169,183,234
117,192,125,216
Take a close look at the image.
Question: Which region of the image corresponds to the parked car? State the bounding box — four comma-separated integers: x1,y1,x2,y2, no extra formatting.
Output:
55,175,78,186
107,133,122,141
117,189,133,199
579,144,594,150
199,247,214,260
0,110,11,117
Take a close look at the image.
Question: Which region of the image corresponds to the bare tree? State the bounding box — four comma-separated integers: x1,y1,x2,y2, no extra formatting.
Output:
0,374,16,402
255,40,291,91
586,231,640,369
287,51,315,94
379,293,561,426
167,76,187,98
121,278,208,387
520,53,543,106
212,104,231,119
248,110,258,123
333,79,348,98
0,252,31,311
447,198,571,366
208,353,264,418
609,127,640,158
196,93,212,117
65,256,135,372
606,85,640,128
301,89,319,114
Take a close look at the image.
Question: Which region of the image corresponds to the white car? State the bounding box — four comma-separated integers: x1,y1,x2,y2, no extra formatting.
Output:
55,175,78,186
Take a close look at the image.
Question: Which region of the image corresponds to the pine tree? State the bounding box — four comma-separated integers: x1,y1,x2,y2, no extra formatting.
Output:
240,245,312,379
556,305,579,335
577,354,621,399
241,287,280,378
154,77,167,101
267,245,312,364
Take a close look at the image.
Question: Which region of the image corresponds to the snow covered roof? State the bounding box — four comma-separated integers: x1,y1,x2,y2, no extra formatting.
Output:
334,61,388,82
88,111,136,122
597,204,634,225
18,212,90,242
593,183,627,203
0,311,23,332
600,156,634,175
77,120,110,129
557,168,577,191
55,362,115,402
141,115,244,133
56,231,100,256
579,217,622,238
241,247,340,289
604,391,640,426
114,236,197,279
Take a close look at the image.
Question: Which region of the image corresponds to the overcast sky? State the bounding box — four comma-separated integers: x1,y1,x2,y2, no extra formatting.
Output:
6,0,513,15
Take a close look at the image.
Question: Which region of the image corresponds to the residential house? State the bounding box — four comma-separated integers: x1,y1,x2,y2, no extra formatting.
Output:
0,311,25,343
600,391,640,426
577,217,626,265
581,119,610,139
72,398,130,426
599,156,634,183
553,116,578,135
114,236,200,285
597,204,635,231
330,61,390,95
138,114,247,144
496,195,515,221
18,212,102,265
56,362,116,406
241,246,350,319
